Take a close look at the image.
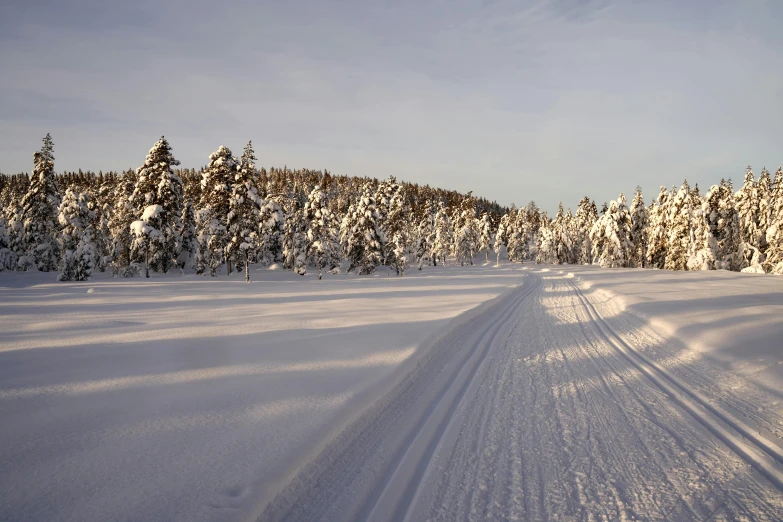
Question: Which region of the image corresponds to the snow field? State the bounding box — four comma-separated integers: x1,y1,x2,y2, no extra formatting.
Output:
0,263,525,521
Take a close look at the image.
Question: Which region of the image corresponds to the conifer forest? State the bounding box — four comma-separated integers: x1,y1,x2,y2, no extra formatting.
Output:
2,134,780,281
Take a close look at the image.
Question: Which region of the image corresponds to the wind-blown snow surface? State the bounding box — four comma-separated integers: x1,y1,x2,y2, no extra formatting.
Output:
0,263,525,521
2,264,783,521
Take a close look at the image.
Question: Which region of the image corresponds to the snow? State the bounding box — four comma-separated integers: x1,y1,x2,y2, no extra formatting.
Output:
0,263,524,521
2,263,783,520
141,204,163,222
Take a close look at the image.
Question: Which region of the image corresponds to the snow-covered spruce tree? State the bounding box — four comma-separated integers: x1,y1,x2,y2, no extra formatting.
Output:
477,211,493,262
414,201,435,269
130,137,183,274
431,202,454,266
734,167,765,271
0,215,16,271
757,167,773,257
552,203,572,264
196,145,237,276
108,170,138,277
20,133,60,271
687,196,718,271
129,208,162,278
228,141,264,282
374,177,397,263
304,185,340,279
664,181,694,271
715,179,742,270
590,194,633,268
258,198,285,266
283,199,308,275
645,186,671,269
341,183,383,274
574,197,597,265
536,219,557,264
493,210,511,265
629,188,648,268
454,195,477,266
178,200,196,271
507,208,529,262
765,167,783,274
57,188,95,281
384,185,410,274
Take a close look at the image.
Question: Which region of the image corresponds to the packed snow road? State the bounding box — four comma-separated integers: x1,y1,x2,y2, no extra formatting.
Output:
262,269,783,521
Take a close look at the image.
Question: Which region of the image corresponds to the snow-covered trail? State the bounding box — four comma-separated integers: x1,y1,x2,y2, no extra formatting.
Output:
261,270,783,521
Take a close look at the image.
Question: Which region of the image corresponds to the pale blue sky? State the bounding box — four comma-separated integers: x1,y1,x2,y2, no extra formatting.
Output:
1,0,781,212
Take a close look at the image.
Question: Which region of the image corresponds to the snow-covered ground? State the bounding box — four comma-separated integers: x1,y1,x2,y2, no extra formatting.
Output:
0,262,525,521
2,263,783,521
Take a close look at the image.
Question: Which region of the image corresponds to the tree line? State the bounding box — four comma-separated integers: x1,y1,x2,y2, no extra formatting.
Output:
0,134,781,281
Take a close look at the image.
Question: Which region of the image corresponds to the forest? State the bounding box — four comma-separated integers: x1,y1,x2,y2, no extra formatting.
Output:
1,134,781,281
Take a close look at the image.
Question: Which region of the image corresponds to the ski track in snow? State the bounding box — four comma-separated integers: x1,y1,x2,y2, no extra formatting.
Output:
261,269,783,522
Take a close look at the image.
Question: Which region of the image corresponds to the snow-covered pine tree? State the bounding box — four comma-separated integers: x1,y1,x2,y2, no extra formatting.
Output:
178,200,196,271
493,210,511,265
131,137,184,273
20,133,61,271
757,167,773,258
283,198,308,275
0,215,16,271
477,211,493,262
196,145,237,276
341,183,383,274
108,170,138,277
765,167,783,274
384,185,410,274
431,202,454,266
130,207,162,278
687,196,718,271
228,141,264,282
574,197,597,265
664,181,694,271
258,198,285,265
507,208,530,262
735,167,764,271
590,194,633,268
414,201,435,269
454,194,477,266
535,219,556,264
645,186,670,269
305,185,340,279
552,203,571,264
629,188,648,268
374,177,397,263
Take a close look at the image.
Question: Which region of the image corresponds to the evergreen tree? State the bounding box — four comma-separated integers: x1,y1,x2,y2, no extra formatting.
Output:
196,145,237,276
0,215,16,271
477,211,493,262
646,186,670,269
228,142,264,282
304,185,340,279
258,198,285,265
341,183,383,274
574,197,597,265
664,181,694,271
431,202,453,266
454,195,477,266
131,137,183,273
178,201,196,270
735,167,765,271
687,197,718,271
629,188,648,268
590,194,633,268
384,185,410,274
414,202,435,269
507,208,529,262
20,133,60,271
283,199,308,275
108,170,138,277
494,210,511,265
766,167,783,273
